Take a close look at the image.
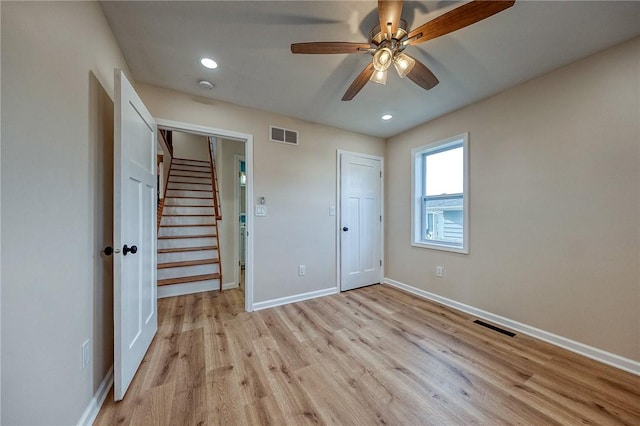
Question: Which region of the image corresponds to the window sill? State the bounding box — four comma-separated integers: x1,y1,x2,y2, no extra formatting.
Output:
411,241,469,254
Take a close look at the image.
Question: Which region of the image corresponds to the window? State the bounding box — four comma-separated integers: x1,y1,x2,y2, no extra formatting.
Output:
412,133,469,253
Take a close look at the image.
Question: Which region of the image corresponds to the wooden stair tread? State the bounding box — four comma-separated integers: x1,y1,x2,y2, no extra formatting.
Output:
171,163,210,168
166,188,212,192
170,173,211,178
162,214,215,217
158,258,219,269
158,273,221,286
163,196,213,199
160,223,215,228
172,157,210,164
162,205,214,208
167,181,212,184
170,168,210,173
158,245,217,253
162,208,214,211
158,234,216,240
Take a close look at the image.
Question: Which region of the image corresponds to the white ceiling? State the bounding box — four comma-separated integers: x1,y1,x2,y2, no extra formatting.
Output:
100,1,640,138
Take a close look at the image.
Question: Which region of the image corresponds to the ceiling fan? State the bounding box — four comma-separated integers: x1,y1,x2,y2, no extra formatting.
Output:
291,0,515,101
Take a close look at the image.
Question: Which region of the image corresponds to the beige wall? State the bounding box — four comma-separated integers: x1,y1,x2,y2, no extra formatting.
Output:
218,138,245,288
172,131,210,161
1,1,131,424
386,38,640,362
136,84,385,303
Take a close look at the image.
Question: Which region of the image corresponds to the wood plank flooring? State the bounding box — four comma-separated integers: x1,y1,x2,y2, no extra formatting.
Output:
95,285,640,425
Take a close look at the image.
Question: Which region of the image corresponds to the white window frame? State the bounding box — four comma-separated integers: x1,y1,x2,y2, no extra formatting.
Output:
411,133,469,254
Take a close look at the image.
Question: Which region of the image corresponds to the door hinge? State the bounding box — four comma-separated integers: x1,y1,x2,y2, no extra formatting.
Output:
379,259,382,266
380,215,382,222
380,171,382,178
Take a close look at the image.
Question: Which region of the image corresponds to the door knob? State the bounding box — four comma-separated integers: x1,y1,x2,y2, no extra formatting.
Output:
123,244,138,256
103,246,113,256
342,227,349,232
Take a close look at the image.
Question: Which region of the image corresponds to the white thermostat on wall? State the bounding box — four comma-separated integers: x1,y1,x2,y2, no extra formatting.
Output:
255,205,267,216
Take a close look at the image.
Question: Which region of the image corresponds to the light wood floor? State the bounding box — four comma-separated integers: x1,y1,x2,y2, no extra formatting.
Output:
95,285,640,425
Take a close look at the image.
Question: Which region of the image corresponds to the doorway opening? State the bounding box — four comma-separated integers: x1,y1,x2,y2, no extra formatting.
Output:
235,155,246,292
156,119,254,312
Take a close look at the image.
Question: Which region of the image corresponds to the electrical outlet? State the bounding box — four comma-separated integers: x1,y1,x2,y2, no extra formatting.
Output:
81,340,91,369
435,266,444,278
298,265,306,276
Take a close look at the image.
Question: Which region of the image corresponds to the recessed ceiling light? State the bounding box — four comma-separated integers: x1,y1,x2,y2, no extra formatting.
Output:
381,114,393,121
200,57,218,69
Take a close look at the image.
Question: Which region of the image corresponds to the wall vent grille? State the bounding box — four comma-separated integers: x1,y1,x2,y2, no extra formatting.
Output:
270,125,299,146
473,320,516,337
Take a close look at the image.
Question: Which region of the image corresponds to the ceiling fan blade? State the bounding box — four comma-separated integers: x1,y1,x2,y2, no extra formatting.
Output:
291,42,371,54
378,0,403,39
405,56,439,90
342,63,375,101
408,0,515,45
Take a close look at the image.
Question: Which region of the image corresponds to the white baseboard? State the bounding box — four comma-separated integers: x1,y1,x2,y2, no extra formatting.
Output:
77,366,113,426
253,286,338,311
384,278,640,376
223,281,238,290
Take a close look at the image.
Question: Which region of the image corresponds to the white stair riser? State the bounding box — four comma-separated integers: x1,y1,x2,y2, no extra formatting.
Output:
165,189,212,198
167,182,212,191
169,176,211,184
157,263,219,280
170,169,210,178
159,226,216,237
163,206,214,215
158,249,218,264
171,164,210,173
158,279,220,298
161,215,215,226
163,198,213,207
158,237,216,249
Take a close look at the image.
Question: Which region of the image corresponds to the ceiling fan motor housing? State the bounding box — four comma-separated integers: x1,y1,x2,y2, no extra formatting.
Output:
369,19,409,46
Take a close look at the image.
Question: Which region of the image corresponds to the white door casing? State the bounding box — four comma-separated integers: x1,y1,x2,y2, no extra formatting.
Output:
113,69,158,401
339,151,383,291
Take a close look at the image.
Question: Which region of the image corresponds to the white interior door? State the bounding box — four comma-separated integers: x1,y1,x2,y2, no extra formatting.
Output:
113,69,158,400
340,152,382,291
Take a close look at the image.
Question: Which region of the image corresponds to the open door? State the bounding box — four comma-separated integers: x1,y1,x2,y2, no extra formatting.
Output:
113,69,158,400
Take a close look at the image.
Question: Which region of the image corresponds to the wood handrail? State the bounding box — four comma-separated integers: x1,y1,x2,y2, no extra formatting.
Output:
208,137,223,291
208,140,222,221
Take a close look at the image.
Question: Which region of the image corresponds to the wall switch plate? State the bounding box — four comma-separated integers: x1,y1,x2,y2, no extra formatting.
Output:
329,205,336,216
255,205,267,216
82,340,91,368
435,266,444,278
298,265,305,276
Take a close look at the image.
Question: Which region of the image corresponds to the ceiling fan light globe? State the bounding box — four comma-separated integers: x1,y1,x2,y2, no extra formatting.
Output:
373,47,393,72
393,53,415,78
369,69,388,85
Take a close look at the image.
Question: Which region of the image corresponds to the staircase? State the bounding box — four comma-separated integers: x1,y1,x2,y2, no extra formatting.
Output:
157,157,221,293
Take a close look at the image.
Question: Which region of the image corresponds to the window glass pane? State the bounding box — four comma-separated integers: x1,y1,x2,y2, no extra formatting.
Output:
423,197,463,246
424,146,463,196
